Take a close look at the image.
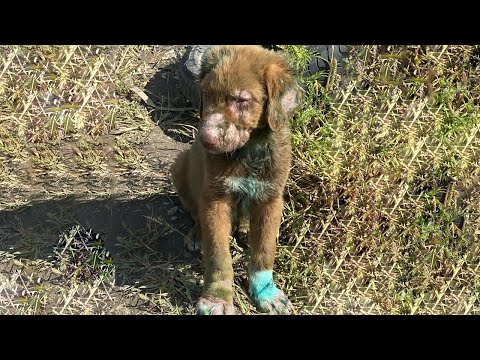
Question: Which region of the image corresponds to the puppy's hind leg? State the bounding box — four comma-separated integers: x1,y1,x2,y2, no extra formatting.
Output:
171,150,201,252
185,211,202,252
233,203,250,246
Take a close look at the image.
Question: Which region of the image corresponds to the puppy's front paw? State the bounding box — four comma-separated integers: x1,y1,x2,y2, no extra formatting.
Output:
254,289,292,315
249,270,292,315
196,297,235,315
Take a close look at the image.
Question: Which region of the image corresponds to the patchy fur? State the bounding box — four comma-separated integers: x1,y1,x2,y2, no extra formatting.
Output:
170,45,302,315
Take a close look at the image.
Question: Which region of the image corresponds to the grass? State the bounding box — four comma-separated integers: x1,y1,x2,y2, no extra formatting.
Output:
280,45,480,314
1,45,479,314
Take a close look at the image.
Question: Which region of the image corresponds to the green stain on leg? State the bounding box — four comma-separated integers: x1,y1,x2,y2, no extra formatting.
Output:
203,284,233,301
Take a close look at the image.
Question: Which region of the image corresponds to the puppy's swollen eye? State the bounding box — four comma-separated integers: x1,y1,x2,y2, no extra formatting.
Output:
233,90,252,110
236,97,251,108
234,90,252,102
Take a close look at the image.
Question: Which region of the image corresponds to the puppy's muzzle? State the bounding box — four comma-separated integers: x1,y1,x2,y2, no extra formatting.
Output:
199,113,251,153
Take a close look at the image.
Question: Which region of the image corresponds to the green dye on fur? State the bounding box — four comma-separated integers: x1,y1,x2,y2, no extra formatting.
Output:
224,176,272,201
204,286,233,301
226,131,275,202
232,130,273,178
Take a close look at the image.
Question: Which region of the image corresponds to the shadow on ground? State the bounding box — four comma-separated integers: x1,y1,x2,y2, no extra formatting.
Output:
143,63,199,144
0,193,202,307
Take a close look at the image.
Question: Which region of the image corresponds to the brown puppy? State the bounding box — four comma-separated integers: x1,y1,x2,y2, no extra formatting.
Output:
170,45,302,315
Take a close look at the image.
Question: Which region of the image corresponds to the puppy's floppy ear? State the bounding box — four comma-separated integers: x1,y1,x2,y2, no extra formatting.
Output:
264,60,302,132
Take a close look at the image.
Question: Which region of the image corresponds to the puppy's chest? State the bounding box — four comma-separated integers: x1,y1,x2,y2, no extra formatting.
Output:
223,141,275,202
224,176,273,203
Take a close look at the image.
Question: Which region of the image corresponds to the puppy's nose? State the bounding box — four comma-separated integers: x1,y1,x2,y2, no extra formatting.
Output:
200,129,217,149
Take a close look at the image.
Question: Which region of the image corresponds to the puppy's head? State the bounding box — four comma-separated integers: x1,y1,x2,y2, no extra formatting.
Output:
197,45,302,154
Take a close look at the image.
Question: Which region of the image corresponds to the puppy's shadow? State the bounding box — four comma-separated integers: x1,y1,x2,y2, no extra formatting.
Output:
143,63,199,145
